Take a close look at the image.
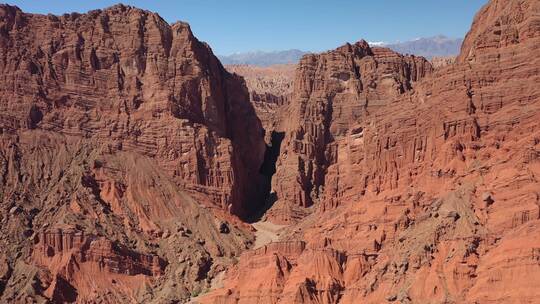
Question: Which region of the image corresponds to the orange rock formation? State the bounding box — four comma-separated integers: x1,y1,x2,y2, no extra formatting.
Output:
0,0,539,303
200,0,540,303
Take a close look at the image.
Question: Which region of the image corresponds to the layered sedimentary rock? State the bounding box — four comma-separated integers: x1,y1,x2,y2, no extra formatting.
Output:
268,41,432,222
0,4,266,303
0,3,266,217
225,64,295,144
430,56,456,69
200,0,540,303
225,64,295,103
33,228,165,302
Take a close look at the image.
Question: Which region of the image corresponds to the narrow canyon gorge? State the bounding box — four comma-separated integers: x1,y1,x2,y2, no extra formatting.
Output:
0,0,539,303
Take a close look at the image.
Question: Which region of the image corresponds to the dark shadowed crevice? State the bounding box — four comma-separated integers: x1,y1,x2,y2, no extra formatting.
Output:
27,105,43,129
259,131,284,179
249,131,284,222
51,276,78,303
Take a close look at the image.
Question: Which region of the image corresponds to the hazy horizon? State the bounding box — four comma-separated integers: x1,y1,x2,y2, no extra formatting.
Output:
218,35,463,55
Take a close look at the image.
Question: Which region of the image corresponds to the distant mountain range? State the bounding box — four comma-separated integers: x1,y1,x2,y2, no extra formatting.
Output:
218,36,462,66
218,49,307,66
382,35,463,58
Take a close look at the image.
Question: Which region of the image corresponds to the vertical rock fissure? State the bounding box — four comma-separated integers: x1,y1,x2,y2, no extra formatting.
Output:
252,131,285,220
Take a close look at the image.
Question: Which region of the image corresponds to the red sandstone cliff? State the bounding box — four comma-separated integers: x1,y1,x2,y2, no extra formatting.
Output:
0,3,267,218
200,0,540,303
0,4,266,303
267,41,433,223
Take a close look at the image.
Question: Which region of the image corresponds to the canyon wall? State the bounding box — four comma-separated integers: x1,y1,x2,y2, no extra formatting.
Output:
268,41,433,222
0,4,266,303
201,0,540,302
0,4,267,217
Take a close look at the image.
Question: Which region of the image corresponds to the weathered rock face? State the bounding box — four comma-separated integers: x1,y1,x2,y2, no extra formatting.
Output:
34,229,165,277
430,56,456,69
32,228,165,302
0,4,266,303
0,4,266,218
457,0,539,64
225,64,295,144
269,41,432,223
225,64,295,104
200,0,540,303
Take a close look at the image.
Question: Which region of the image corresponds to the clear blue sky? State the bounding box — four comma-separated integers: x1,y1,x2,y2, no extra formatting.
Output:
6,0,488,55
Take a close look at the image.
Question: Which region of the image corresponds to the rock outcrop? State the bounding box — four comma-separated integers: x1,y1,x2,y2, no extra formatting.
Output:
32,228,165,302
200,0,540,303
0,4,266,218
0,4,265,303
268,41,432,223
430,56,456,69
